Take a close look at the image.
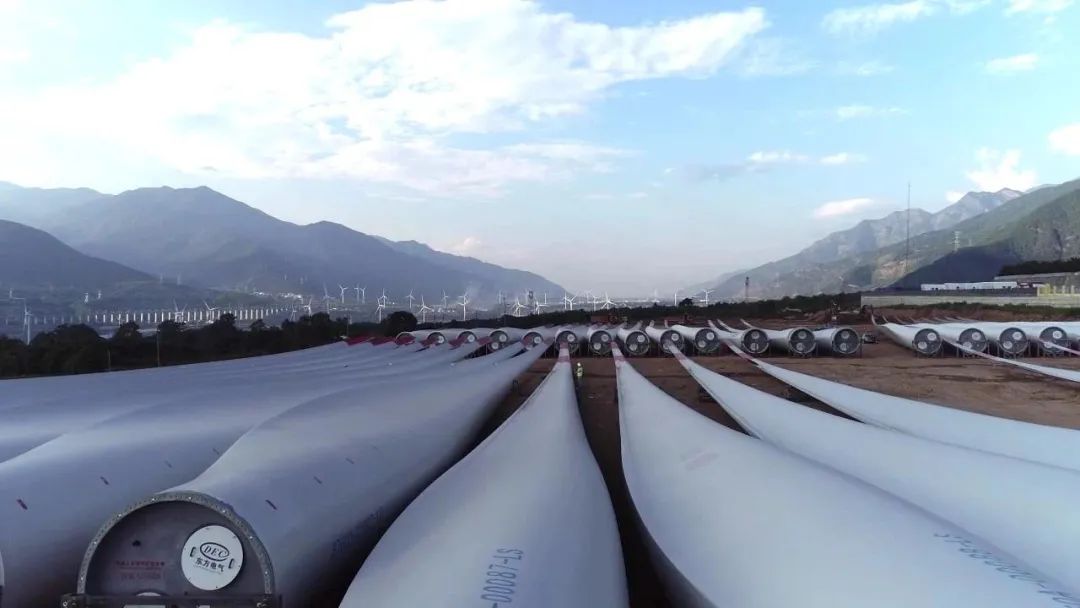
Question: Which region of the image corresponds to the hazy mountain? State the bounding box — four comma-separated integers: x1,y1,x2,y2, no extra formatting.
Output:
753,179,1080,296
0,184,563,303
0,219,149,289
376,238,561,298
0,183,105,227
692,188,1025,299
930,189,1021,230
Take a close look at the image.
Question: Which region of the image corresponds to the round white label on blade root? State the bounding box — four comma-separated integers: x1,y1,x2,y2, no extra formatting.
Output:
181,525,244,591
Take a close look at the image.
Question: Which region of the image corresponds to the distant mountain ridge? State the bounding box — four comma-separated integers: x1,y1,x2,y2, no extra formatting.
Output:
0,184,563,304
752,180,1080,296
691,188,1023,298
895,184,1080,288
0,219,149,289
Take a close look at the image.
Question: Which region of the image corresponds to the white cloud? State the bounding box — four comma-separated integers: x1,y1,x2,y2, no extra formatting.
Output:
1048,123,1080,155
736,38,817,76
984,53,1039,74
685,150,868,181
1005,0,1073,14
823,1,935,35
0,0,767,195
813,197,877,218
964,148,1038,191
823,0,987,35
747,150,809,164
628,191,649,199
945,190,967,203
835,60,895,76
835,104,907,120
820,152,868,165
449,236,484,255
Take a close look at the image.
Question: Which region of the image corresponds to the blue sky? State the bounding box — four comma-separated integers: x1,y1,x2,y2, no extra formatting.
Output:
0,0,1078,295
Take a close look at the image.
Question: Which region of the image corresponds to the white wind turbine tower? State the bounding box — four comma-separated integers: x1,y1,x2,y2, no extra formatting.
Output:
534,292,549,315
418,296,434,323
354,285,365,304
202,300,220,322
700,288,714,307
172,300,187,322
512,297,526,317
374,295,387,323
458,292,469,321
10,294,29,343
652,289,660,305
601,292,615,310
338,284,349,304
563,292,577,311
406,289,416,312
321,285,335,313
302,297,313,316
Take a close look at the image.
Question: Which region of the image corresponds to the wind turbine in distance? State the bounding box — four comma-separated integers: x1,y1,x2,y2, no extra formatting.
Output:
355,285,365,304
374,295,386,323
338,284,349,304
700,288,714,307
534,293,549,315
512,297,526,316
202,300,220,322
322,285,334,313
563,292,577,311
652,289,660,305
405,289,417,312
173,300,187,322
601,292,615,310
418,296,434,323
458,292,469,322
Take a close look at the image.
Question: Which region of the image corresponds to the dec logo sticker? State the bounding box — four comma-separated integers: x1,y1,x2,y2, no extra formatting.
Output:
181,525,245,590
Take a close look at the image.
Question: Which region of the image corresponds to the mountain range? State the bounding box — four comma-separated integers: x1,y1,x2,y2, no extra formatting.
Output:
691,187,1045,298
0,184,563,305
894,183,1080,288
0,219,150,290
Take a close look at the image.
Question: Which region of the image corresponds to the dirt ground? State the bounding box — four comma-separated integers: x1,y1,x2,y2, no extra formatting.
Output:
484,340,1080,607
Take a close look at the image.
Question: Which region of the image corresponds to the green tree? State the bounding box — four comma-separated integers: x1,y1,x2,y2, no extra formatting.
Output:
382,311,418,337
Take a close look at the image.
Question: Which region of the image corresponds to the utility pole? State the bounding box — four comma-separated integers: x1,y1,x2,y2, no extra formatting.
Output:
904,181,912,277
